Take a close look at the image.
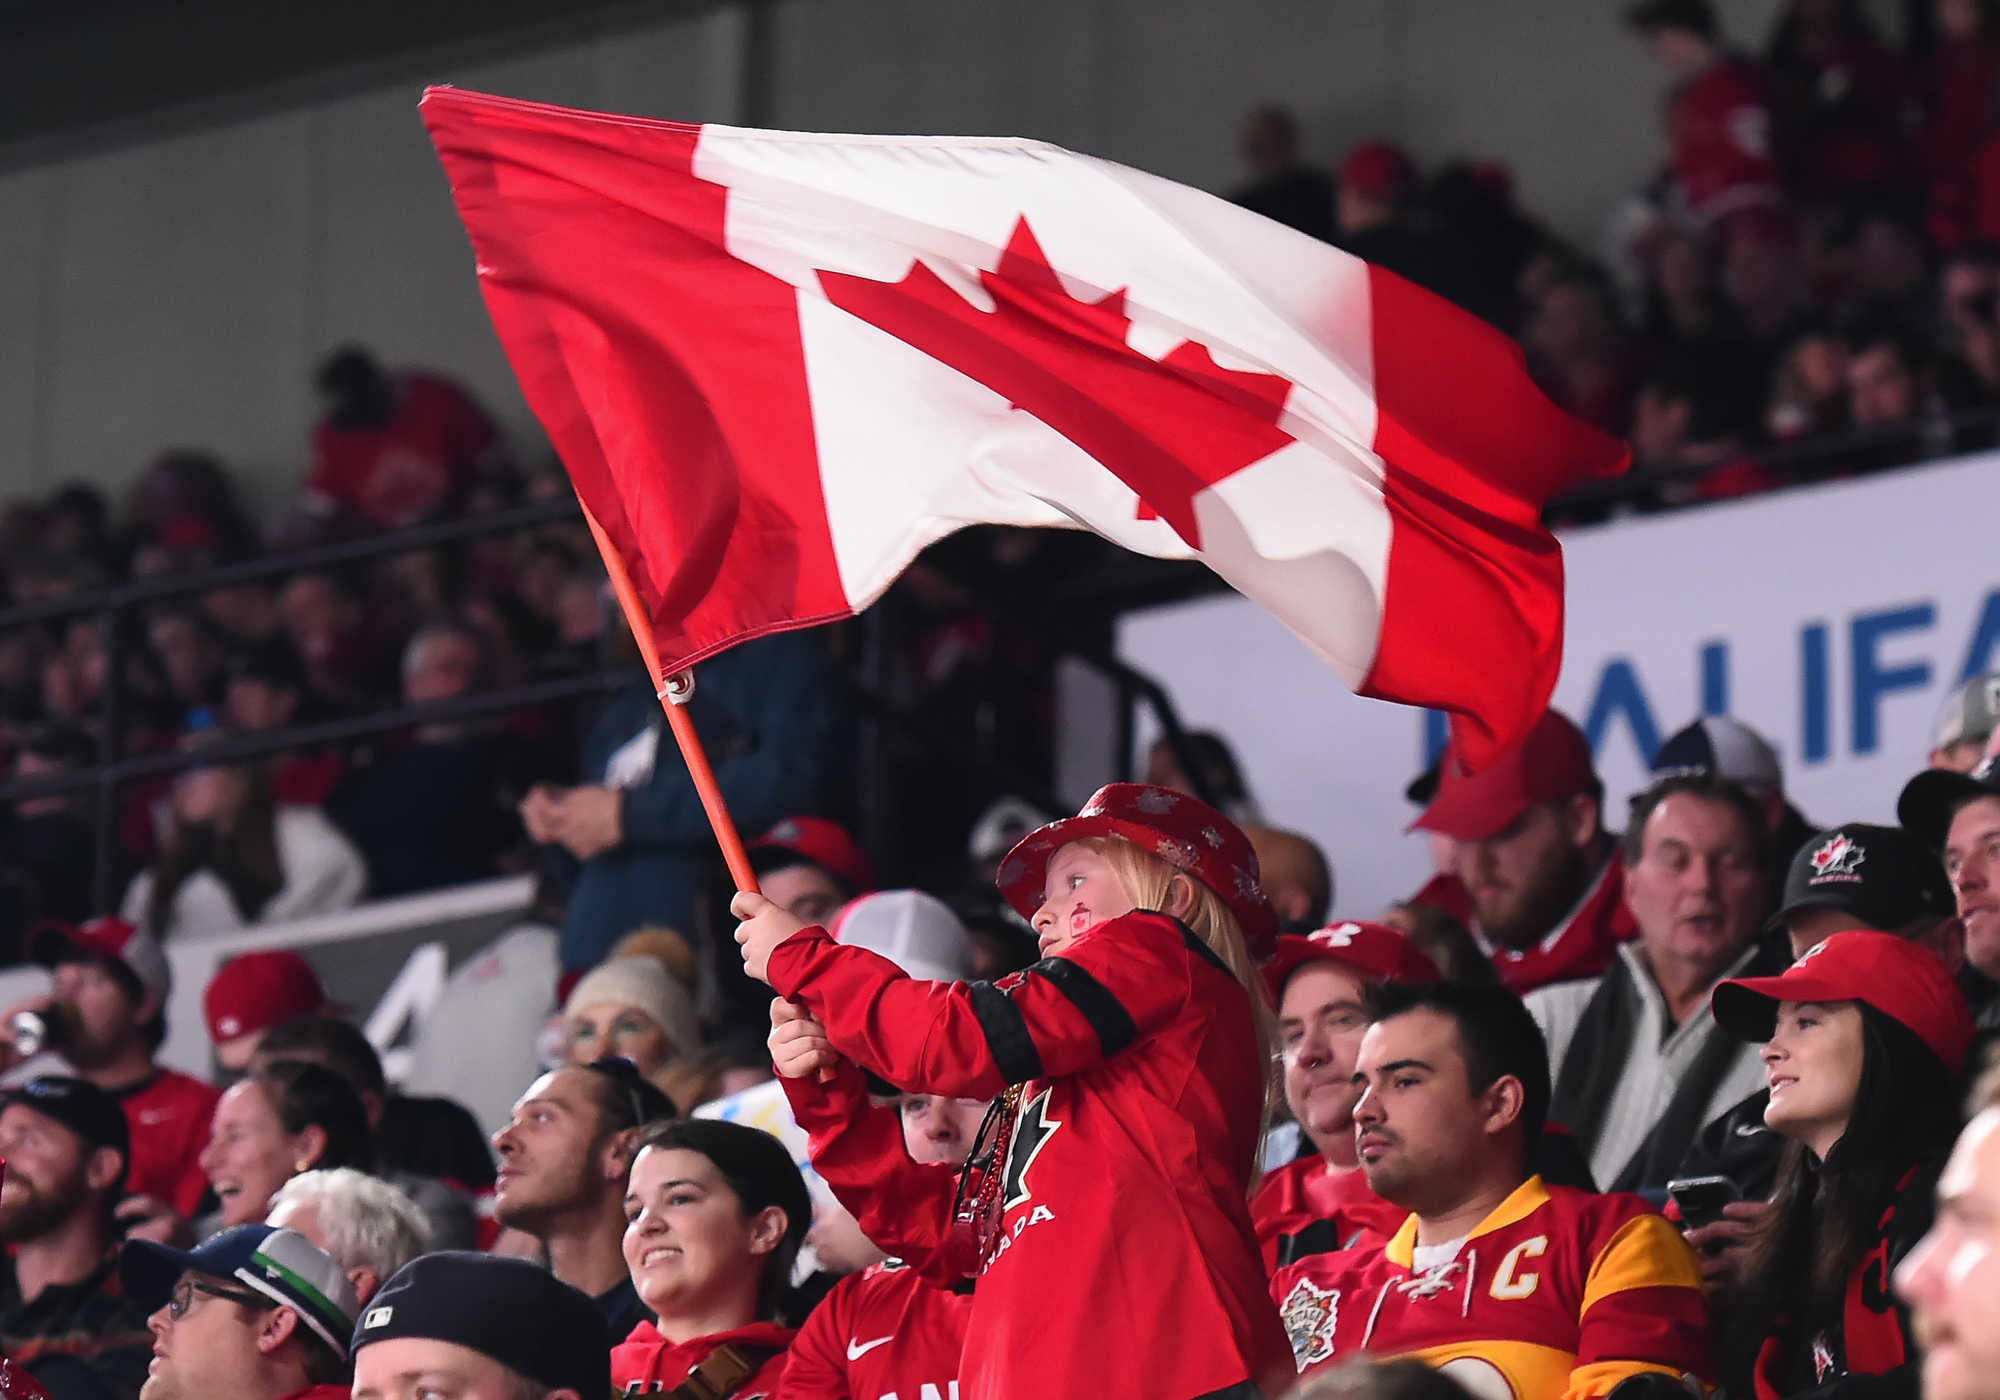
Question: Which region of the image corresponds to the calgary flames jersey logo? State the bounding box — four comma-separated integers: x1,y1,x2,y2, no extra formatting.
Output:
1280,1277,1341,1369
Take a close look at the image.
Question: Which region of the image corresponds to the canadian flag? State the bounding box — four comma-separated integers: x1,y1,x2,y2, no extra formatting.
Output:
422,88,1626,766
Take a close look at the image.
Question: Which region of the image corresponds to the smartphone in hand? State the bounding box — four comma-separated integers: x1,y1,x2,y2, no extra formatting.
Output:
1666,1174,1741,1231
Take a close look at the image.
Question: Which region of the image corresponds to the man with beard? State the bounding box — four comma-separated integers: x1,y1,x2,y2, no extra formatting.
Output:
1411,711,1634,994
12,920,219,1230
1270,982,1711,1394
0,1077,153,1398
1527,772,1785,1191
489,1057,674,1343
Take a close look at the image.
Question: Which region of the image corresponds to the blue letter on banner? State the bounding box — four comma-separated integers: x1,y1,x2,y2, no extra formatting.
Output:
1851,604,1935,756
1583,659,1663,766
1701,641,1729,717
1960,590,2000,684
1802,623,1831,763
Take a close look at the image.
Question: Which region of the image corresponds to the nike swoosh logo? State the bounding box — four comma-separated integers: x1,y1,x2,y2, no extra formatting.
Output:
1733,1122,1770,1138
136,1109,174,1125
846,1336,894,1360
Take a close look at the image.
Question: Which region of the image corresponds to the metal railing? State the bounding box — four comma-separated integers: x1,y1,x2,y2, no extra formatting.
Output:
0,492,1216,913
1544,401,2000,517
0,496,591,911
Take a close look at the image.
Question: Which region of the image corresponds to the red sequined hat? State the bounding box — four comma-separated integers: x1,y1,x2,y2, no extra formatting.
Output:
995,783,1279,960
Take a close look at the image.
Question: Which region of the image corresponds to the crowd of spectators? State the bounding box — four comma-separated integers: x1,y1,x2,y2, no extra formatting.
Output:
10,4,2000,1396
1231,0,2000,515
0,664,1994,1400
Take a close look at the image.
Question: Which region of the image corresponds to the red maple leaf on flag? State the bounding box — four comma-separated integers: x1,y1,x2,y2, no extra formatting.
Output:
818,218,1295,551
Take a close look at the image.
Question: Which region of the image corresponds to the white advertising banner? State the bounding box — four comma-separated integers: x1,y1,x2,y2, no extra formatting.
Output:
1117,451,2000,919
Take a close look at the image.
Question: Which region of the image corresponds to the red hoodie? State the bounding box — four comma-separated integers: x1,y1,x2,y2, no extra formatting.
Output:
1250,1153,1409,1271
611,1320,795,1398
766,911,1294,1400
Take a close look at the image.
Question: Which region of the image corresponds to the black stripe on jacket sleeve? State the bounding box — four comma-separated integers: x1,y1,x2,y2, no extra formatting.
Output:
969,981,1044,1085
1031,956,1139,1058
1177,919,1234,978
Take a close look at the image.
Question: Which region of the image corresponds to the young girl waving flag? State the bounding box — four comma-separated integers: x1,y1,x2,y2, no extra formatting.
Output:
735,783,1294,1400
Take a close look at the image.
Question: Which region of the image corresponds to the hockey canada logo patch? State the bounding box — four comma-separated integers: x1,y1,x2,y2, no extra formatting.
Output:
1809,833,1865,883
1002,1088,1062,1212
1280,1276,1340,1368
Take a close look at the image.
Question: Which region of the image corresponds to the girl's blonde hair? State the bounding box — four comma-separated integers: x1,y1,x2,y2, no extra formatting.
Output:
1079,835,1280,1154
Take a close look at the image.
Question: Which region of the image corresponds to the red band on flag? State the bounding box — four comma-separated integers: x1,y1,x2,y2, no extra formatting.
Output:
1363,265,1629,765
424,94,850,675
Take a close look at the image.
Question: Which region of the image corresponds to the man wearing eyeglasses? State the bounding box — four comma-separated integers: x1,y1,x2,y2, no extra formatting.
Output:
117,1223,359,1400
490,1058,675,1345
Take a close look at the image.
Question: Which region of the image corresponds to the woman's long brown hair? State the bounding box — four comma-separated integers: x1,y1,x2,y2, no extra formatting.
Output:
149,760,284,934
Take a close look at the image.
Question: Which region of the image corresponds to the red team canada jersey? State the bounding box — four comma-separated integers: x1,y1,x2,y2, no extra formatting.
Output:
1270,1178,1711,1400
307,373,500,530
1251,1154,1409,1270
766,910,1294,1400
611,1320,795,1398
116,1070,220,1217
779,1261,973,1400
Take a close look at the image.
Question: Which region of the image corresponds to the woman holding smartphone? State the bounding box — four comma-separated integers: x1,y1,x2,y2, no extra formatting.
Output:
1709,931,1972,1400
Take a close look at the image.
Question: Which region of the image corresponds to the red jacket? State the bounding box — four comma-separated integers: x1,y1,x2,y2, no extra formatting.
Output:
1667,58,1784,223
1270,1177,1712,1400
307,373,501,530
766,911,1295,1400
612,1320,795,1398
1251,1153,1409,1271
778,1260,972,1400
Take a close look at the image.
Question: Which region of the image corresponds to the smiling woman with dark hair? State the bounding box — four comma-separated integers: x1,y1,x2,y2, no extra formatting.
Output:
199,1061,373,1232
611,1118,810,1398
1712,931,1975,1400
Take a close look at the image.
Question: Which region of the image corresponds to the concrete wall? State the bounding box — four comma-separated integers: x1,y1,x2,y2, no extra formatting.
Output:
0,0,1798,517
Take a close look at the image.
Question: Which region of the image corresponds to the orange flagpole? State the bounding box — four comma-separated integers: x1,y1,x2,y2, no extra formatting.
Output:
580,504,760,895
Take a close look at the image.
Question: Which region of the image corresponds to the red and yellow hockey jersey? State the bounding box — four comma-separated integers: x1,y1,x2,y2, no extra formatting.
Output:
1252,1153,1408,1270
778,1259,972,1400
767,910,1295,1400
1269,1177,1712,1400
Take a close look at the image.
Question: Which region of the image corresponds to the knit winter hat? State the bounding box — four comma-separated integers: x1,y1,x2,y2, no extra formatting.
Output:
562,956,701,1058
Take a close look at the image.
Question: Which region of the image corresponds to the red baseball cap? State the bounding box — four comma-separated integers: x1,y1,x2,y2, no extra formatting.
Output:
1340,141,1415,199
751,816,877,895
1712,930,1975,1073
1262,921,1441,1005
996,783,1280,961
204,950,325,1045
30,916,170,1004
1412,710,1597,842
